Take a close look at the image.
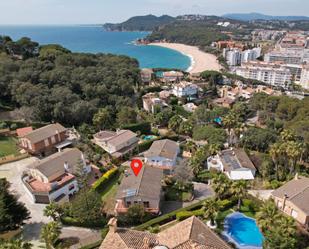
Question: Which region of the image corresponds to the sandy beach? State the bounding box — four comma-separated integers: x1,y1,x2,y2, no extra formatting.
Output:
149,42,222,74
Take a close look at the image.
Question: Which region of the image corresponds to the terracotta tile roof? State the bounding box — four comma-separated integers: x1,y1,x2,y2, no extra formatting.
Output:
158,216,231,249
23,123,66,143
272,177,309,215
144,139,179,160
16,127,33,137
100,216,231,249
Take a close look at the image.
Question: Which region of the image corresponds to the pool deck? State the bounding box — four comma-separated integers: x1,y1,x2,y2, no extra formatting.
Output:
222,212,263,249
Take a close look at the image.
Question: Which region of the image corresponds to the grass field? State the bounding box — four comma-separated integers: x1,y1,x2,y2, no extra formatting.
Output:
101,174,123,214
0,136,19,157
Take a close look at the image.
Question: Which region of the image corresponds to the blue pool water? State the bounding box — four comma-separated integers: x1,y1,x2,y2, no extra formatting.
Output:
143,135,158,141
0,25,191,70
224,212,264,248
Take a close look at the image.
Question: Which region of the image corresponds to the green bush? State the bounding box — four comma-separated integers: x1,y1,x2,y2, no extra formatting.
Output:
176,209,204,221
135,200,205,231
270,180,283,189
92,168,119,192
122,122,151,134
218,199,234,210
137,140,155,152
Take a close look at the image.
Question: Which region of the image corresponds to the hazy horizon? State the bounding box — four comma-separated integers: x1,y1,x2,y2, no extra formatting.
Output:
1,0,309,25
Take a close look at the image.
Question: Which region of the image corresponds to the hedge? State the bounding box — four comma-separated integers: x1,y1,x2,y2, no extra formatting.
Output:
61,216,107,228
176,209,204,221
137,140,155,153
122,122,151,134
92,168,119,192
135,199,205,231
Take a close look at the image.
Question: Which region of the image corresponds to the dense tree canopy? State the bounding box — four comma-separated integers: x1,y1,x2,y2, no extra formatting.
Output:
0,179,30,232
0,36,141,126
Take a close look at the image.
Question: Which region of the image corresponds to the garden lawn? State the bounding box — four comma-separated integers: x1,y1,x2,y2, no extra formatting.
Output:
101,173,123,214
165,188,193,202
0,136,19,157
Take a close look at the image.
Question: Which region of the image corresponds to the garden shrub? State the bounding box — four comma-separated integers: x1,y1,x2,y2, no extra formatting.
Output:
122,122,151,134
92,168,118,192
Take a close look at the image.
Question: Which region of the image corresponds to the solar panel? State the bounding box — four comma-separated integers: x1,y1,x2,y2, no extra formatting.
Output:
125,189,137,197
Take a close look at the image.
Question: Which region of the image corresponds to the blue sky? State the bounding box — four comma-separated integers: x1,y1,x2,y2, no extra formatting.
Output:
1,0,309,25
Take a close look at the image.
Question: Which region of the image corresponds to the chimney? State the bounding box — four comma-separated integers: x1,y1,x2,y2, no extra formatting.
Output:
64,161,69,172
142,237,151,249
108,218,118,233
282,193,288,211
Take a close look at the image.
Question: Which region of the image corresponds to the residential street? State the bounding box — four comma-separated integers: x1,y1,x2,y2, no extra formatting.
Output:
0,157,49,248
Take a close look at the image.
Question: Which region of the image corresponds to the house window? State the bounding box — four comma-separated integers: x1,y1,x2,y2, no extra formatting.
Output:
291,209,298,219
143,202,150,208
126,201,131,207
68,184,75,191
44,139,49,147
51,136,56,144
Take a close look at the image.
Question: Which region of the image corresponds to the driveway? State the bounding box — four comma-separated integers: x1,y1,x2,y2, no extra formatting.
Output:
193,182,214,201
249,190,273,201
0,157,50,248
161,182,214,214
60,226,102,249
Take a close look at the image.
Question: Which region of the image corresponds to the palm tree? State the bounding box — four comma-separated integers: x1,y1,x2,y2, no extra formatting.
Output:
222,112,239,146
269,142,284,180
40,221,61,249
211,174,231,200
43,202,62,221
280,129,296,142
185,140,198,154
0,239,32,249
209,143,220,156
203,198,221,226
256,200,281,233
230,180,247,210
285,141,303,174
168,115,183,132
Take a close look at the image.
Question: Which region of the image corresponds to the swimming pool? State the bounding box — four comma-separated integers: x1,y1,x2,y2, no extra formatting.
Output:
223,212,264,249
143,135,158,141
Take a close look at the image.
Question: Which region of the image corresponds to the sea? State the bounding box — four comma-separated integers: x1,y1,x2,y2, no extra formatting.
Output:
0,25,191,70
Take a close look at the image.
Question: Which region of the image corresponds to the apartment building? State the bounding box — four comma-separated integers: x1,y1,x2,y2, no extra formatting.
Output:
235,62,292,89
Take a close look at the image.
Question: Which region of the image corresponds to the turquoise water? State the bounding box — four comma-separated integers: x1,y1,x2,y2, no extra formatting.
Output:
143,135,158,141
0,25,191,70
225,212,264,248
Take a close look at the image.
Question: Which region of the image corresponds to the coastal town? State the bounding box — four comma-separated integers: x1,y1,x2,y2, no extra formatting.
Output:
0,8,309,249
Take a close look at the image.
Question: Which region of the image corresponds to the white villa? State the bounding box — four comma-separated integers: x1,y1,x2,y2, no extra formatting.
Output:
144,139,180,172
172,81,198,98
207,148,256,180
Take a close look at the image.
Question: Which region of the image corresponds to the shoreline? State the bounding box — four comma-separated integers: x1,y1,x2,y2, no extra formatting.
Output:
149,42,222,74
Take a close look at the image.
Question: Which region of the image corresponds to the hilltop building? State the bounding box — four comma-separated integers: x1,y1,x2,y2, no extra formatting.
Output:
272,176,309,228
23,148,90,204
93,130,139,158
100,216,231,249
144,139,180,171
19,123,68,156
115,165,163,215
207,148,256,180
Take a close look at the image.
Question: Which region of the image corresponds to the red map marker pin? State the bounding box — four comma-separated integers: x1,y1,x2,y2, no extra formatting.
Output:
131,159,143,176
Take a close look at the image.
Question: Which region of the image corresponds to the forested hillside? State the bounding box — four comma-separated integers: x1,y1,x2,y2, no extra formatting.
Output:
146,21,230,47
103,15,175,31
0,36,141,126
